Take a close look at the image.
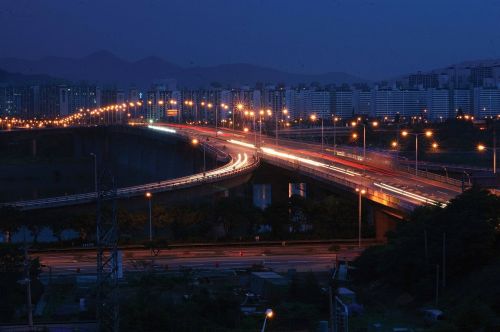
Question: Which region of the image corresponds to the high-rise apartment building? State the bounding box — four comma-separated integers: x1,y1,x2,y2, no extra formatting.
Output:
473,88,500,117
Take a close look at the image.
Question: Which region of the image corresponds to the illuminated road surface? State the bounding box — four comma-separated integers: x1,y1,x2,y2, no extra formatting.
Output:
36,244,361,276
4,125,258,210
165,123,462,209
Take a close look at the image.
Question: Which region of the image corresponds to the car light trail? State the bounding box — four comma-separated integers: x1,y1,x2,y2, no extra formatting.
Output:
227,139,256,149
261,147,360,177
148,125,176,133
374,182,447,208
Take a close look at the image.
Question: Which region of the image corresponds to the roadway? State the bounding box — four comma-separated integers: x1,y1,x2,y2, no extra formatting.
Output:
4,122,464,211
2,125,259,210
161,123,463,210
36,243,360,276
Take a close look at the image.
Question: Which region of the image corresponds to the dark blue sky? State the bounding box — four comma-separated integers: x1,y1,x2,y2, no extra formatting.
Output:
1,0,500,80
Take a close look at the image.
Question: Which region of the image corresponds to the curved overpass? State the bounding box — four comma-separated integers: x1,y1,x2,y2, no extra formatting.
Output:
2,125,259,211
3,122,465,213
165,124,463,213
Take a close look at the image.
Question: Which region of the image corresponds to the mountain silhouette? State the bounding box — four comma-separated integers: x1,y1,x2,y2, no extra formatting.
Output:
0,51,366,88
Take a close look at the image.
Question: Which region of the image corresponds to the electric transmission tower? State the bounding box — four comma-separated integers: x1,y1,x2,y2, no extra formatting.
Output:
95,168,119,332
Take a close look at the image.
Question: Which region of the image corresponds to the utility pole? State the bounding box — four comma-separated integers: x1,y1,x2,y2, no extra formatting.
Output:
363,125,366,160
215,104,218,137
358,191,362,248
356,188,365,248
415,134,419,175
435,264,440,306
493,129,496,174
329,286,334,332
203,139,206,173
23,231,33,328
442,232,446,288
275,111,278,146
333,116,337,155
424,229,428,266
321,117,324,152
96,169,119,332
90,153,97,199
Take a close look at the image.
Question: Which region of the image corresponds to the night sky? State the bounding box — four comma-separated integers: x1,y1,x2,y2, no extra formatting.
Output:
1,0,500,80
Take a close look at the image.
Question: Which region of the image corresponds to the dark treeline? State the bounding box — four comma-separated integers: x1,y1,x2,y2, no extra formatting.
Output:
0,194,364,247
353,188,500,330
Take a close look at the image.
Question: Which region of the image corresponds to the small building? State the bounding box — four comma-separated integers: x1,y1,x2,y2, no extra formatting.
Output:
250,272,290,298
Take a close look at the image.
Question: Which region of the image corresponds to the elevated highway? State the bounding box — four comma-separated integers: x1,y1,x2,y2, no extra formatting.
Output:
165,124,463,213
3,123,465,213
2,125,259,211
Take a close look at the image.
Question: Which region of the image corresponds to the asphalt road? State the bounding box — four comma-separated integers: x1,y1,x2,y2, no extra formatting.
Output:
37,243,361,276
163,123,462,207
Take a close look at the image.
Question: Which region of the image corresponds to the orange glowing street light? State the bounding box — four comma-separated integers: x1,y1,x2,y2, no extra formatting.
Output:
477,142,497,174
261,309,274,332
355,188,366,248
350,120,378,159
401,130,435,175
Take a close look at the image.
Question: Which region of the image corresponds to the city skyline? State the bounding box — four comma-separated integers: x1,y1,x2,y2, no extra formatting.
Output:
1,1,499,331
2,0,500,80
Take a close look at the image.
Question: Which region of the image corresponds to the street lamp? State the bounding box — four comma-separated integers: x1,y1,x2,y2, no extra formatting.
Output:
275,109,288,146
205,102,218,136
218,103,229,136
145,192,153,255
401,130,433,175
233,103,244,131
310,114,324,152
351,120,378,160
192,138,206,173
355,188,366,248
333,116,339,154
89,153,97,198
477,142,496,174
248,111,257,146
184,100,194,122
169,99,179,123
259,110,265,146
261,309,274,332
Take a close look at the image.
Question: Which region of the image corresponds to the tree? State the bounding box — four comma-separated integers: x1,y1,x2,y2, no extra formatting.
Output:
0,244,42,322
309,195,357,238
0,207,22,243
353,188,500,299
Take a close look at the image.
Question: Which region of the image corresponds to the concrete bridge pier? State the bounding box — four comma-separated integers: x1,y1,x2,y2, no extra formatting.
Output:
373,208,401,242
32,138,37,158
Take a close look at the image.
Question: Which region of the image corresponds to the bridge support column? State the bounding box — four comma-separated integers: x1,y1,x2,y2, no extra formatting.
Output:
374,209,398,242
32,138,37,158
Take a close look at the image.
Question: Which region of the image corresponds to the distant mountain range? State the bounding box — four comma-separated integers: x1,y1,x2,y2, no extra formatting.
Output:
0,50,367,88
0,68,65,85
